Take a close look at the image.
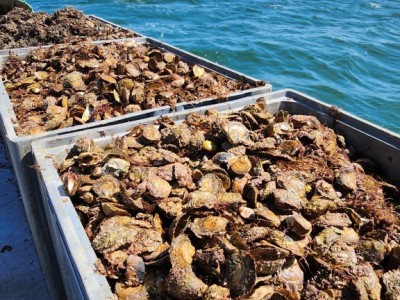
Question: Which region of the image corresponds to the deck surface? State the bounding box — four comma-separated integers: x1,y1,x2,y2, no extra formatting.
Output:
0,135,50,300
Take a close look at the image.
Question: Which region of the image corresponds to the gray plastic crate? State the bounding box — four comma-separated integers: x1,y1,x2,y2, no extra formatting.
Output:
31,89,400,299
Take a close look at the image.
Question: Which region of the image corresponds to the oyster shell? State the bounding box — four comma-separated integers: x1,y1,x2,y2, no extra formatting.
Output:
204,284,230,300
62,172,81,197
184,191,217,211
273,189,305,210
285,212,312,237
166,266,208,299
194,247,225,279
277,258,304,296
198,173,225,194
169,234,195,268
336,165,359,192
115,283,149,300
125,254,146,286
382,269,400,300
92,175,121,198
63,71,86,91
225,251,256,297
101,202,130,217
352,263,381,300
167,234,207,299
254,207,281,228
313,227,358,267
357,237,385,264
223,122,251,145
228,155,252,176
92,216,162,254
250,244,288,276
103,158,130,177
190,216,229,238
145,175,172,199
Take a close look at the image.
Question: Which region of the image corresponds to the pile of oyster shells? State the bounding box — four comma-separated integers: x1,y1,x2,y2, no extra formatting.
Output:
2,41,263,136
58,99,400,299
0,7,137,49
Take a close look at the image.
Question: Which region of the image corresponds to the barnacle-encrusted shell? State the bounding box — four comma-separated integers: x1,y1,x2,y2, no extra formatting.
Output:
223,122,251,145
115,283,149,300
145,175,172,199
103,158,130,177
167,234,207,299
383,269,400,300
92,174,121,198
92,216,162,254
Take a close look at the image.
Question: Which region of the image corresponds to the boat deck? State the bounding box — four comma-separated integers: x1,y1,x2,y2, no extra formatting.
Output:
0,135,50,300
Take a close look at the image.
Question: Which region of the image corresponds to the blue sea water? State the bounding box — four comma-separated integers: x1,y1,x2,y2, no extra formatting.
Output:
29,0,400,133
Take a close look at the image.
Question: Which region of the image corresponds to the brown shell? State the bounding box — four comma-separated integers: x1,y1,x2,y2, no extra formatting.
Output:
291,114,320,129
204,285,231,300
357,238,386,264
78,152,103,168
169,234,195,268
101,202,130,217
228,155,252,176
217,192,246,207
92,174,121,198
336,165,358,191
190,216,229,238
115,283,149,300
92,216,162,254
277,258,304,296
285,212,312,237
254,207,281,228
145,175,172,199
166,266,208,299
157,197,183,218
142,125,161,143
277,171,306,198
198,173,225,194
383,269,400,300
225,251,256,297
63,71,86,91
184,191,217,211
223,122,251,145
273,189,306,210
62,172,81,196
315,212,352,228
